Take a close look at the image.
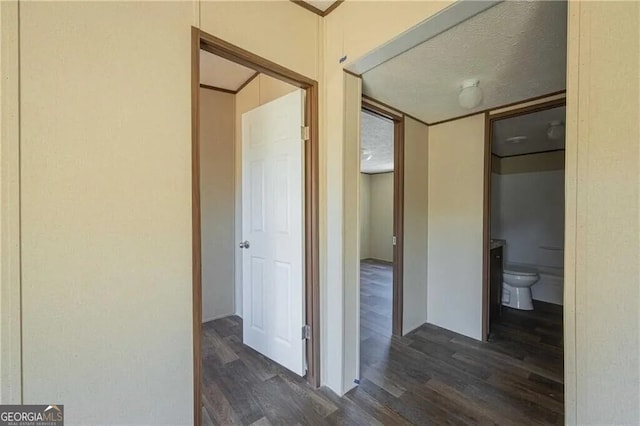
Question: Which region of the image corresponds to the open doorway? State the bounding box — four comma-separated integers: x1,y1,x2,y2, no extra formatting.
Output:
342,0,567,423
485,99,566,345
359,107,395,341
192,29,320,426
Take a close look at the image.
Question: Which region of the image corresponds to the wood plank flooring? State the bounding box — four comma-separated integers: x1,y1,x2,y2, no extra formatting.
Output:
201,260,564,425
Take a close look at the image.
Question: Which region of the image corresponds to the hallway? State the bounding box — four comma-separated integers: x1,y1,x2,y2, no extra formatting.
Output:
200,261,564,424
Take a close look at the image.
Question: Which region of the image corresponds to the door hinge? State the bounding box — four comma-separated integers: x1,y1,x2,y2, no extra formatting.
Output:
302,324,311,340
301,126,310,141
392,236,397,246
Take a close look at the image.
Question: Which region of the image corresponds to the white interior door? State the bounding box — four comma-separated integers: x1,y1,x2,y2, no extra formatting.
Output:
241,89,305,376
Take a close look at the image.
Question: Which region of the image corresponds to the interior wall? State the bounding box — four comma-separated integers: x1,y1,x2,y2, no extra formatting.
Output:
342,72,362,387
402,117,429,335
200,88,236,322
491,169,565,268
359,173,371,260
200,1,320,82
324,1,454,394
234,74,297,316
566,2,640,423
19,2,194,423
368,172,394,262
15,0,320,422
427,114,485,341
0,0,22,404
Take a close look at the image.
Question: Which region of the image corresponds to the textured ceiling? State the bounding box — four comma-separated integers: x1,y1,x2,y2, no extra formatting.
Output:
492,106,565,157
362,1,567,124
361,110,394,174
301,0,339,12
200,50,256,91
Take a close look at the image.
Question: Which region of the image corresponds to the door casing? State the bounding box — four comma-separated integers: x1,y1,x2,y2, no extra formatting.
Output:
191,27,320,426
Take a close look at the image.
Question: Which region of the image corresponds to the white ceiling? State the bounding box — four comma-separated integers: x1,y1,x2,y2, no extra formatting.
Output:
361,1,567,124
361,110,394,174
200,50,256,91
492,106,565,157
299,0,339,13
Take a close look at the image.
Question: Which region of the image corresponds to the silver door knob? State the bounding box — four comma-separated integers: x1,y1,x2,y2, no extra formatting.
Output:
239,241,250,249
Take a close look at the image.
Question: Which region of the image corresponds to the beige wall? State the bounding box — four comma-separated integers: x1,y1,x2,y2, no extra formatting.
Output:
5,0,639,422
234,74,297,316
200,2,320,81
11,1,319,423
0,0,21,404
326,1,455,394
368,173,394,262
565,2,640,423
402,117,429,335
427,114,485,341
341,73,362,388
18,2,194,423
359,174,371,259
200,88,235,322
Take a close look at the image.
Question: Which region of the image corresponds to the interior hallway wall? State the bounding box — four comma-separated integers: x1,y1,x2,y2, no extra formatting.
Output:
234,74,297,316
402,117,429,335
427,114,485,341
368,172,394,262
18,2,194,423
565,2,639,422
14,0,320,422
200,88,236,322
325,2,454,394
359,173,371,260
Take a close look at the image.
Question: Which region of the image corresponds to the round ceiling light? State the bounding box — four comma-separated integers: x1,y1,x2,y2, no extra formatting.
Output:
458,79,483,109
547,120,565,140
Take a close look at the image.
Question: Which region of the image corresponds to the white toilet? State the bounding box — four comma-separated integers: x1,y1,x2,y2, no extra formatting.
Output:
502,264,540,310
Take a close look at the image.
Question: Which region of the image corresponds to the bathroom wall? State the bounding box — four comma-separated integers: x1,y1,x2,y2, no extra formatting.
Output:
492,169,565,268
492,153,565,305
200,88,236,322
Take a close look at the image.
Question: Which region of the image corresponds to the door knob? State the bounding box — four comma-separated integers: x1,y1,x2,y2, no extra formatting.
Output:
239,241,250,249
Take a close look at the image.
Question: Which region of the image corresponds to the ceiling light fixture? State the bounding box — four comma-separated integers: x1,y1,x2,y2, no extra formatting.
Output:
458,79,483,109
546,120,565,140
505,136,528,144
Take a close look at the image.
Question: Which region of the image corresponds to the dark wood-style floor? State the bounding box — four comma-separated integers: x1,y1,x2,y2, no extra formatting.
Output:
201,259,564,425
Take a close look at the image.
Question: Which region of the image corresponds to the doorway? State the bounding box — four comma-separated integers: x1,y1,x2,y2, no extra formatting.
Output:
191,28,320,426
484,98,566,339
359,100,404,338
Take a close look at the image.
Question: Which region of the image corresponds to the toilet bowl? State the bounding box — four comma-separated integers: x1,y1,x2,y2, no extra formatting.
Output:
502,264,540,310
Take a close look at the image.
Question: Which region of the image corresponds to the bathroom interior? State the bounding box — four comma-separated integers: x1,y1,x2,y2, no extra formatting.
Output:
489,104,565,343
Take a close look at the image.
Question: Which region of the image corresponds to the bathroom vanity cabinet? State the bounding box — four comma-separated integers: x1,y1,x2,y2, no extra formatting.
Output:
490,246,503,323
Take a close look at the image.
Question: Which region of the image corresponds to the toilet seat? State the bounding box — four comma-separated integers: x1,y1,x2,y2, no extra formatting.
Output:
504,263,538,276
